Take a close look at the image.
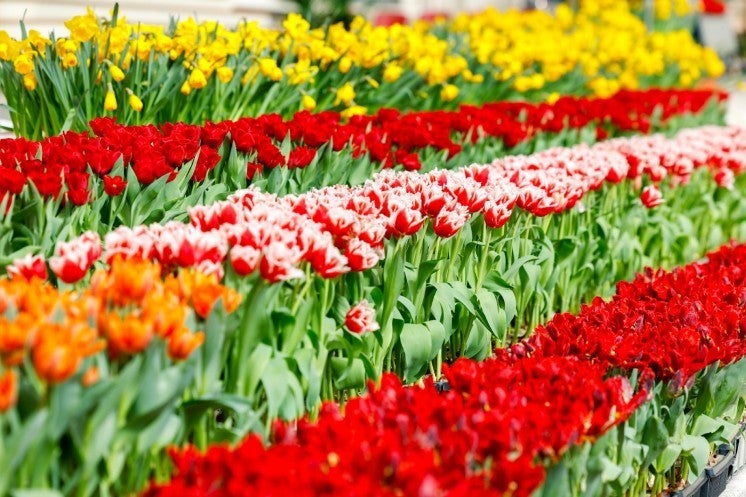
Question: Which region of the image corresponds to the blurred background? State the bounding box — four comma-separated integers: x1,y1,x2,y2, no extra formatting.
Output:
0,1,743,38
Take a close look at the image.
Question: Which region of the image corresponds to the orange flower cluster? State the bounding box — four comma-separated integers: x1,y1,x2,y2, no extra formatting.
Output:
0,258,240,413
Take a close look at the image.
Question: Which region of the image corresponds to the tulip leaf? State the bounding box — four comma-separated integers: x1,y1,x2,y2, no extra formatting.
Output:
600,456,623,482
397,295,417,323
474,288,504,342
200,299,228,392
243,344,274,401
261,357,304,420
132,363,192,418
682,434,710,483
400,323,432,381
641,415,670,467
425,320,446,358
654,443,681,474
292,349,321,408
445,281,476,314
463,321,491,361
11,491,64,497
691,414,725,438
331,357,366,390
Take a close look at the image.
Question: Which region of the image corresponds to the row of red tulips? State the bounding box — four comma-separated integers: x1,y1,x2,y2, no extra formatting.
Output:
144,239,746,496
0,88,725,207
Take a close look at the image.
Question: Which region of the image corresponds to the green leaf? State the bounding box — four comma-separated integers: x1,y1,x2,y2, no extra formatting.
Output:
445,281,476,314
11,490,65,497
261,357,304,420
131,363,191,418
654,443,682,474
600,456,623,482
463,321,491,361
682,434,710,483
244,344,273,400
474,288,504,342
330,357,366,390
425,320,446,359
691,414,725,438
642,415,670,467
400,323,432,381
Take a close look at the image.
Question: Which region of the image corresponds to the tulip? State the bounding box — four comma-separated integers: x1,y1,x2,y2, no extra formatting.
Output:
6,254,48,281
167,328,205,361
640,185,664,208
345,300,379,334
0,369,18,412
230,245,262,276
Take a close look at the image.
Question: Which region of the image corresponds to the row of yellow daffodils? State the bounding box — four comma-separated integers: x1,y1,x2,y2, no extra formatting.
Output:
0,2,724,138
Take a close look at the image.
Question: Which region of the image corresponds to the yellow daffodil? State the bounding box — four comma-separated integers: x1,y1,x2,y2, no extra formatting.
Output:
216,66,234,83
109,64,125,82
13,54,34,75
335,82,355,106
440,84,459,102
126,89,143,111
301,94,316,111
338,56,352,74
23,72,36,90
104,85,117,111
341,105,367,120
188,68,207,89
383,64,403,83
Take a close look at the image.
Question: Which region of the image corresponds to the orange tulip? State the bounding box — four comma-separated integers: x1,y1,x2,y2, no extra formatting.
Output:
105,313,155,355
167,327,205,361
32,331,82,383
81,365,100,387
0,369,18,412
175,269,241,318
0,314,36,354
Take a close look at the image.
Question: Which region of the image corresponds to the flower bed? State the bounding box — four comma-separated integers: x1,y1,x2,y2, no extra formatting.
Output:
0,4,724,138
1,4,744,496
143,241,746,496
3,123,744,458
0,89,726,266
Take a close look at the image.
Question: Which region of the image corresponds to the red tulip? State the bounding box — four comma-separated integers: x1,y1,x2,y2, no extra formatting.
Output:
230,245,261,276
6,254,48,280
432,205,469,238
640,185,664,208
345,300,379,333
103,175,127,196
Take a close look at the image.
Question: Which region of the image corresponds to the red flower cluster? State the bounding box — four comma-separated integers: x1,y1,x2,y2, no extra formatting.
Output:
26,125,746,285
144,355,646,497
145,239,746,496
0,89,725,207
511,242,746,383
